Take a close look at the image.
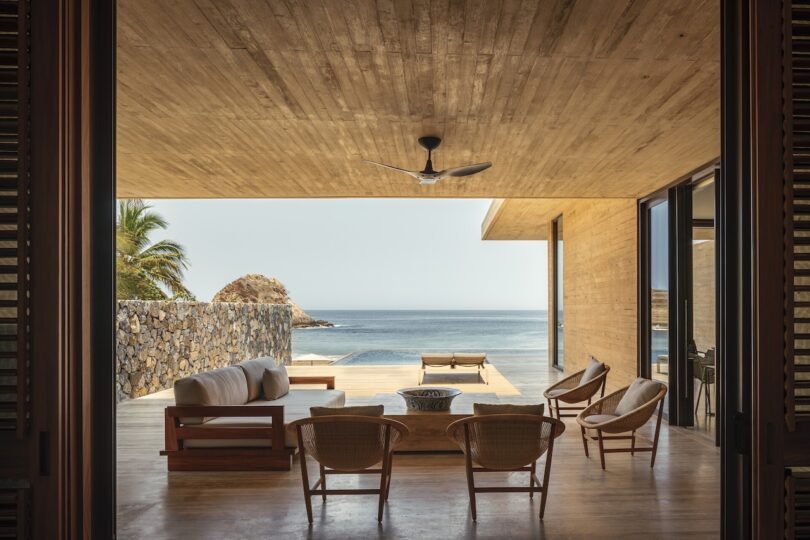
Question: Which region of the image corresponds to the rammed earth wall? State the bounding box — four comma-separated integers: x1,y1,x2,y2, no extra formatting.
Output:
115,300,292,401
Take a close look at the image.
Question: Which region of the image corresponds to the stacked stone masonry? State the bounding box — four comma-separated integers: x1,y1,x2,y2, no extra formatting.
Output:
115,300,292,401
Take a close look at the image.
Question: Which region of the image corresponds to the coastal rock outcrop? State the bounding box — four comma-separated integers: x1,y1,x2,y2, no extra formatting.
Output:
212,274,333,328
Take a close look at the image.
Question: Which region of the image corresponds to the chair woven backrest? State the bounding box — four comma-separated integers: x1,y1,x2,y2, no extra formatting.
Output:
447,415,563,470
295,416,405,471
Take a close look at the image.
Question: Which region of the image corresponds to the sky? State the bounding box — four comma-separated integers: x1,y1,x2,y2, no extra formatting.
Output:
144,198,547,311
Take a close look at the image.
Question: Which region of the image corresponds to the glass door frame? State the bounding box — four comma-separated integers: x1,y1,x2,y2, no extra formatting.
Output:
551,215,564,371
639,166,717,427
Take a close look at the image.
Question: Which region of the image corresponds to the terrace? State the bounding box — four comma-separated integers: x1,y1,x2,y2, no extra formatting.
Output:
111,0,726,537
117,357,720,538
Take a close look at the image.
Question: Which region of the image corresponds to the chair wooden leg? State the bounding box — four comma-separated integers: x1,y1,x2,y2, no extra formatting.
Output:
546,398,552,417
296,426,313,524
695,380,704,416
529,460,536,499
554,399,561,420
706,381,713,415
580,426,589,457
463,426,477,522
377,458,388,522
384,452,394,501
377,426,392,522
597,430,606,470
539,426,557,520
651,399,665,468
319,464,327,501
630,431,636,456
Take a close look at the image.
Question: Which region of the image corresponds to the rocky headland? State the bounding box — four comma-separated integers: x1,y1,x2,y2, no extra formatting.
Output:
212,274,333,328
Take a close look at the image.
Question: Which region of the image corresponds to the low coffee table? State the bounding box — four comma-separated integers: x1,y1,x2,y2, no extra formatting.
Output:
369,392,501,452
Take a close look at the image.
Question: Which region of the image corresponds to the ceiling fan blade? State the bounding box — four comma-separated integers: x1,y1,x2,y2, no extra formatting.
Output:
362,160,422,179
437,162,492,178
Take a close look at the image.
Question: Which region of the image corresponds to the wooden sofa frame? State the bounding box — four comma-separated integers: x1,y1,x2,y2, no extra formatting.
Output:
161,376,335,471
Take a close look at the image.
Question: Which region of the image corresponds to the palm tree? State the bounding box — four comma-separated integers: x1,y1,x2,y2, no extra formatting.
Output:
116,199,194,301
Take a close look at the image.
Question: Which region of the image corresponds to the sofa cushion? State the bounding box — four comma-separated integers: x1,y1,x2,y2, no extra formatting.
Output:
262,364,290,400
473,403,544,416
421,353,453,366
173,366,248,424
183,389,346,449
615,378,662,416
311,404,384,417
238,356,278,401
580,357,606,384
582,414,620,425
454,352,487,366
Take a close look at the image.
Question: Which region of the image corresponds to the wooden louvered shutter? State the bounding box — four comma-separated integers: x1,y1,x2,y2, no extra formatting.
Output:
0,0,31,538
783,2,810,538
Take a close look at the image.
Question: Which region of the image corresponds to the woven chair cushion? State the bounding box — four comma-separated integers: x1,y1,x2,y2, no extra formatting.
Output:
238,356,278,401
545,388,568,398
473,403,544,416
582,414,619,425
580,357,606,384
614,378,662,416
262,364,290,400
310,404,384,417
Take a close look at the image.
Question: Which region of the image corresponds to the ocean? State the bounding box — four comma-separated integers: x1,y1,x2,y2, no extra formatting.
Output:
292,310,548,365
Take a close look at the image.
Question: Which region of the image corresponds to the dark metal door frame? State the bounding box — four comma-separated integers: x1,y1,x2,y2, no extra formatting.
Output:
551,215,564,371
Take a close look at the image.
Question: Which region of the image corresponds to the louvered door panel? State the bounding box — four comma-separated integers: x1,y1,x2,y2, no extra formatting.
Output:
790,1,810,429
785,3,810,538
0,0,29,438
786,469,810,539
0,488,27,539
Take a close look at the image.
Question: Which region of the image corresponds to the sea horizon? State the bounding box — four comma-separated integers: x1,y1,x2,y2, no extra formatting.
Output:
292,309,549,364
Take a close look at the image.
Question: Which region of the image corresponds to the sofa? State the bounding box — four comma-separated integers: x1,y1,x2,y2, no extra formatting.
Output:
161,356,345,471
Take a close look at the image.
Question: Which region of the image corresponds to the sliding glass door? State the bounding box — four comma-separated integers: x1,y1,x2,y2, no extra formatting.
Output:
640,167,718,435
648,199,670,383
689,176,717,434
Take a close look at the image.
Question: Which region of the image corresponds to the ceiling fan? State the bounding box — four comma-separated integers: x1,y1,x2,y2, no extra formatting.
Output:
363,136,492,185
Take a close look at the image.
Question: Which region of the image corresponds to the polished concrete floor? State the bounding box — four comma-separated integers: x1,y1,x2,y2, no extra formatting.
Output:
116,357,720,539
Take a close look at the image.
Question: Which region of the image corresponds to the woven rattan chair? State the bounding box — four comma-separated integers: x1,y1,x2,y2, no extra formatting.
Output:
543,364,610,419
288,415,410,523
576,382,667,470
445,414,566,521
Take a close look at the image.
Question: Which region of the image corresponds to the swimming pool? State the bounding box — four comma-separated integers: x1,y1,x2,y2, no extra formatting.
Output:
331,349,544,365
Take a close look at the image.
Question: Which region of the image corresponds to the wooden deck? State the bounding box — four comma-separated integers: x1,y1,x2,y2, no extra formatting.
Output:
116,357,720,539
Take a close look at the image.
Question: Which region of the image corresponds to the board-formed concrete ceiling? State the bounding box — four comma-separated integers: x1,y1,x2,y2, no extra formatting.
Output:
117,0,720,199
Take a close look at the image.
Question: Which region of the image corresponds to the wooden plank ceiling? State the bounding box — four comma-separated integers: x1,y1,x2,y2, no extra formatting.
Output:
117,0,720,199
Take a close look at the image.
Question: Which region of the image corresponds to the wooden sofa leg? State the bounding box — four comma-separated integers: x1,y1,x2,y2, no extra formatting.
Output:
580,426,589,457
529,460,536,499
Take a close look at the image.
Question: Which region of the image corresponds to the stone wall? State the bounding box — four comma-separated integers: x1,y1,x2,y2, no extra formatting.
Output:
115,301,292,401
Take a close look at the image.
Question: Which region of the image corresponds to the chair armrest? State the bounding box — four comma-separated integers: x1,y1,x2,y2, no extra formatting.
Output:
543,369,585,396
289,376,335,389
164,405,286,453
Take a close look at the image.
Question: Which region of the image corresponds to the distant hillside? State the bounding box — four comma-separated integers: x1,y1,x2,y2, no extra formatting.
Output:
212,274,333,328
